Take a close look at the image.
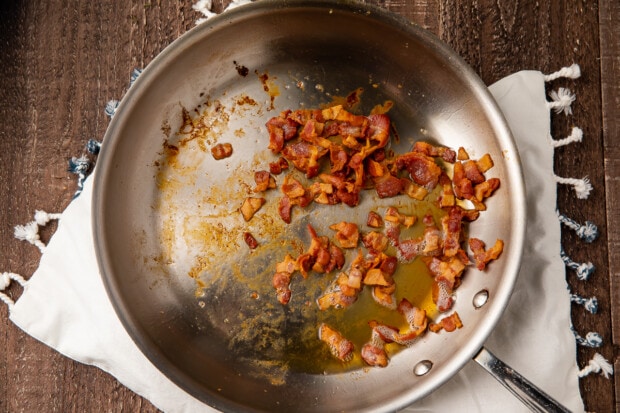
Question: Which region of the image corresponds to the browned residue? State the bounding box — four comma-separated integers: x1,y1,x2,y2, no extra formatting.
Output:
256,70,280,110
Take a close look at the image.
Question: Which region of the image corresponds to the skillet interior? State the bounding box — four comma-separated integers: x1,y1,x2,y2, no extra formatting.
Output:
93,2,525,412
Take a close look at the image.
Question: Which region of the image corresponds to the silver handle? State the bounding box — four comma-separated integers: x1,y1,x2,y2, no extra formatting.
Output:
473,347,572,413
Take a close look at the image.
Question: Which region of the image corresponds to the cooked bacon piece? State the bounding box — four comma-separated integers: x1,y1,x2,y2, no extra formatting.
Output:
211,143,233,160
366,159,384,178
383,206,415,228
463,160,486,184
374,172,403,198
253,170,276,192
243,232,259,249
474,178,500,202
316,290,357,310
318,324,354,362
402,178,429,200
371,283,397,309
429,312,463,333
361,324,391,367
272,254,299,304
442,207,463,257
322,105,368,127
398,216,442,261
476,153,494,173
281,175,305,198
457,147,470,161
469,238,504,270
363,268,393,287
413,141,456,163
278,196,292,223
367,211,383,228
432,278,454,312
272,271,292,304
266,115,299,153
239,197,265,221
287,108,324,125
326,244,346,273
282,141,327,178
366,114,391,149
335,186,360,207
452,161,474,200
438,173,456,207
395,151,442,190
268,157,289,175
329,145,349,173
362,231,389,253
306,224,332,274
329,222,359,249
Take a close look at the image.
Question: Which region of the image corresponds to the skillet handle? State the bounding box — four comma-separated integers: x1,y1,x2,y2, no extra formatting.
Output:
473,347,572,413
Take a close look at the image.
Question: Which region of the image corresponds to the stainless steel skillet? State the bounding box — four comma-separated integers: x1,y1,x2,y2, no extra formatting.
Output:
92,1,566,411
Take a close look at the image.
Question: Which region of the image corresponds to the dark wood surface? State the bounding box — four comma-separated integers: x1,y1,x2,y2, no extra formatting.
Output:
0,1,616,411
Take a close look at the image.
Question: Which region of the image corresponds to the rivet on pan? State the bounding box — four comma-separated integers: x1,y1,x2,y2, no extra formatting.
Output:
413,360,433,376
473,289,489,309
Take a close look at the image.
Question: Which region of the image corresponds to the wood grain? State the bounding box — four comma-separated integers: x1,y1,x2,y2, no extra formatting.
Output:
0,0,615,412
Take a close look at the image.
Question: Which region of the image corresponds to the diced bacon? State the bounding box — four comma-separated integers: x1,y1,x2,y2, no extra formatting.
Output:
253,170,276,192
278,196,292,223
429,312,463,333
329,222,359,249
266,115,298,153
367,114,391,149
211,143,233,160
463,159,486,184
329,145,348,173
469,238,504,270
395,151,442,190
239,197,265,221
243,232,259,249
374,173,403,198
442,207,463,257
474,178,500,202
272,271,292,304
453,161,474,200
371,283,397,309
268,157,289,175
362,231,389,253
413,141,456,163
318,324,354,362
361,326,390,367
281,175,305,198
367,211,383,228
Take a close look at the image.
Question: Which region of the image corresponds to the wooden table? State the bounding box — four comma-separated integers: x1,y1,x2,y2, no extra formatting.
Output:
0,1,617,411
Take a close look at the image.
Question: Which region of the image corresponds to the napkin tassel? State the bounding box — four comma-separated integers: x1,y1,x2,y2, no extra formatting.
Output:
557,211,598,243
105,68,142,119
0,272,27,310
570,293,598,314
560,248,595,281
13,210,62,253
193,0,254,25
578,353,614,379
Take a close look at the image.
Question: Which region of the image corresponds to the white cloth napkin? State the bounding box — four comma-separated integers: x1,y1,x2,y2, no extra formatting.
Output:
8,70,585,412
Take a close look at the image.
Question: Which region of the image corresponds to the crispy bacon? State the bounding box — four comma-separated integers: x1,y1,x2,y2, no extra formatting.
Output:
329,222,359,249
367,211,383,228
211,143,233,160
442,207,463,257
243,232,259,249
318,324,354,362
413,141,456,163
239,197,265,221
469,238,504,270
268,157,289,175
429,312,463,333
253,170,276,192
374,172,403,198
395,151,442,190
361,326,390,367
266,115,299,153
398,216,442,261
362,231,389,253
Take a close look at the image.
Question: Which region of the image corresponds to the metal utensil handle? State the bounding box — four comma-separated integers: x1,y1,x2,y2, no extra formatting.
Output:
473,347,572,413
